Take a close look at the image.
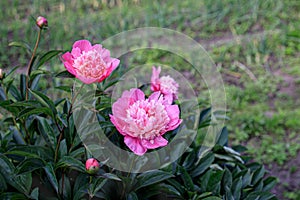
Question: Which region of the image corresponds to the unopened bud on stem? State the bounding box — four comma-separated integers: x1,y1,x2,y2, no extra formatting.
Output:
85,158,100,174
36,16,48,29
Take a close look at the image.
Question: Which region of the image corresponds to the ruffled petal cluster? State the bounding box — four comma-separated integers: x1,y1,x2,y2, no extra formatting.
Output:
62,40,120,84
110,88,182,155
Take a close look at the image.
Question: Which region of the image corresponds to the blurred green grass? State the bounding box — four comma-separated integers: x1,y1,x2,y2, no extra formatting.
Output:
1,0,300,199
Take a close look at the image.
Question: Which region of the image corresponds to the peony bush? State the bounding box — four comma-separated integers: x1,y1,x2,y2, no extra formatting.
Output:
0,16,278,199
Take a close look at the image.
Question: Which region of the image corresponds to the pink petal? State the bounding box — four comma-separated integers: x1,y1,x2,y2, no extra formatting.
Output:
100,48,111,59
73,40,92,52
130,89,145,103
141,136,168,149
109,58,120,71
148,91,161,101
63,61,77,75
112,98,129,119
76,74,98,84
109,115,126,136
162,94,173,105
61,52,73,62
124,136,147,156
151,66,161,80
91,44,103,52
165,105,182,130
151,66,161,92
71,47,82,58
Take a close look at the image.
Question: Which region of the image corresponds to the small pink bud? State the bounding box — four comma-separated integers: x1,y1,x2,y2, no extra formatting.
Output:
36,16,48,29
0,69,2,79
85,158,100,174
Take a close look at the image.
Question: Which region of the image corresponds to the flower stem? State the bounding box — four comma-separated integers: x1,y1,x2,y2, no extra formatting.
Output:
26,28,42,100
54,83,85,162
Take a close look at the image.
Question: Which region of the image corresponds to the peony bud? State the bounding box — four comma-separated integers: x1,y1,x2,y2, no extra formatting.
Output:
0,69,3,79
36,16,48,29
85,158,100,174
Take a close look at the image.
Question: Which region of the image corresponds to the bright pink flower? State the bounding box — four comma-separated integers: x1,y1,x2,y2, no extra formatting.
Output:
110,88,182,156
36,16,48,29
151,66,179,101
85,158,100,174
61,40,120,84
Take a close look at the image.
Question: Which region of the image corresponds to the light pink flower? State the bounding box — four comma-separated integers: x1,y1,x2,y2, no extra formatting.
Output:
61,40,120,84
151,66,179,101
36,16,48,29
110,88,182,156
85,158,100,174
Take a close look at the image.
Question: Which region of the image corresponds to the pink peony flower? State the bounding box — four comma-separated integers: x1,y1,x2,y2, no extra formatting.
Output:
36,16,48,29
110,88,182,156
61,40,120,84
151,66,179,101
85,158,100,174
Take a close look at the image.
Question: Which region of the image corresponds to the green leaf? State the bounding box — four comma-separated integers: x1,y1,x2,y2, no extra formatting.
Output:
17,172,32,194
35,50,63,69
59,175,71,199
58,139,68,158
16,158,45,174
9,41,32,53
8,145,53,161
199,107,211,126
56,156,86,173
216,127,228,146
244,191,275,200
0,154,14,176
9,84,23,101
55,85,72,92
29,89,57,116
102,173,121,181
135,170,174,190
30,187,39,200
158,183,181,197
9,100,39,107
0,173,7,192
126,192,139,200
36,116,57,150
89,177,107,196
206,170,223,194
178,166,194,191
262,177,277,191
20,74,26,100
0,100,19,114
221,168,232,189
44,163,59,194
201,197,222,200
18,107,53,119
242,169,252,188
182,149,196,170
55,70,75,78
5,65,21,77
252,166,265,185
166,179,185,195
73,175,88,200
0,192,27,200
6,150,41,159
0,87,6,100
30,74,41,91
69,147,85,158
232,177,242,199
192,152,215,177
